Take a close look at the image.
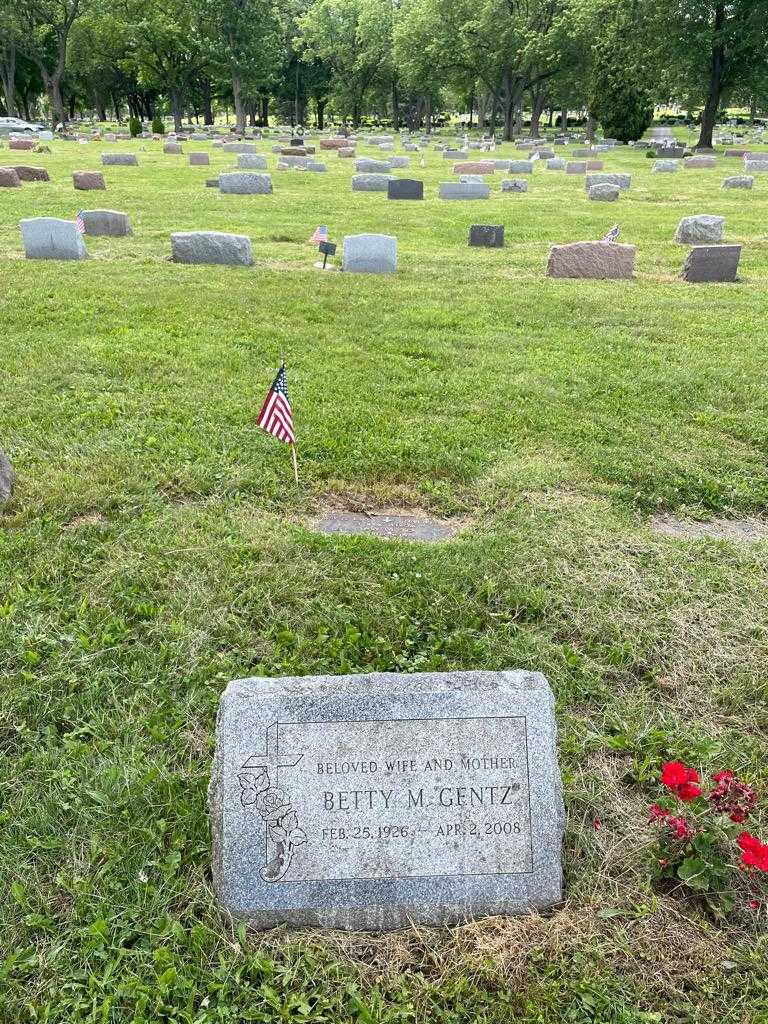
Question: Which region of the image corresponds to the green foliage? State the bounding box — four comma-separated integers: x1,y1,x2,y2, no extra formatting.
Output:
151,114,165,134
129,114,142,136
588,4,654,143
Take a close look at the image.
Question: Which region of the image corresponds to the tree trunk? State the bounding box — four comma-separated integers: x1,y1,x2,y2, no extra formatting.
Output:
585,114,597,141
232,68,245,133
202,79,213,125
44,72,66,127
352,101,360,127
170,88,183,132
0,45,17,117
467,92,473,128
513,99,523,136
529,88,546,137
391,79,399,129
489,93,498,136
260,95,269,126
317,98,326,129
750,96,757,121
696,3,726,149
425,94,432,133
560,107,567,131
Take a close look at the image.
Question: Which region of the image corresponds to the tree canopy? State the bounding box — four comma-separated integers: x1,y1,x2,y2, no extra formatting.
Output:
0,0,766,137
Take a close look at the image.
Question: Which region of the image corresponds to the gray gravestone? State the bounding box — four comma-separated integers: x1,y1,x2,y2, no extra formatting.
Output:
722,176,753,189
223,143,256,154
680,245,741,283
547,241,635,279
219,172,272,194
565,161,586,174
584,173,631,191
501,179,528,192
0,450,14,505
351,174,394,192
684,155,716,169
546,158,566,170
507,160,534,174
101,153,138,166
744,159,768,173
81,209,132,237
342,233,396,273
653,159,679,172
163,143,183,155
355,158,392,173
439,182,490,200
387,178,424,200
20,217,87,260
674,215,724,244
469,224,504,247
189,152,210,166
588,183,620,201
209,669,564,930
171,231,253,266
237,153,268,169
0,168,22,187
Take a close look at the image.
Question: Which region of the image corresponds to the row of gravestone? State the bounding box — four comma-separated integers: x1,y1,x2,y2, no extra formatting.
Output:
17,217,741,283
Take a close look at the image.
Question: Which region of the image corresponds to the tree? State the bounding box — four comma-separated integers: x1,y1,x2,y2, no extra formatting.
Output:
8,0,87,125
651,1,768,148
587,2,654,142
296,0,394,126
199,0,281,133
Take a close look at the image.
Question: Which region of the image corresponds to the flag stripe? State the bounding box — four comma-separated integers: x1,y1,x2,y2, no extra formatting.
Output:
256,364,295,446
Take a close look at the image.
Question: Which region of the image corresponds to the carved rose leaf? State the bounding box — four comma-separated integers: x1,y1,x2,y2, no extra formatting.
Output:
238,769,270,805
288,827,307,847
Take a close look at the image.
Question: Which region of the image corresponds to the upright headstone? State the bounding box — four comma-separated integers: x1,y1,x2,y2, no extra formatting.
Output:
189,152,210,166
469,224,504,247
80,210,132,237
219,172,273,194
500,179,528,193
209,670,564,930
588,183,620,201
73,171,106,190
674,215,724,244
20,217,88,260
680,245,741,283
171,231,253,267
546,241,635,279
439,182,490,200
8,165,49,182
387,179,424,200
351,174,394,192
0,167,22,187
342,234,397,274
584,173,630,191
101,153,138,166
722,176,753,189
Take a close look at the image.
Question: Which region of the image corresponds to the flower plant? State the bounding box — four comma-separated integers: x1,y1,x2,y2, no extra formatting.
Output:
648,761,766,916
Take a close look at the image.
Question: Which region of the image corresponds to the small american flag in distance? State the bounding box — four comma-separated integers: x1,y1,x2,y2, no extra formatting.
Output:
310,224,329,243
256,364,295,445
75,211,86,234
603,224,620,243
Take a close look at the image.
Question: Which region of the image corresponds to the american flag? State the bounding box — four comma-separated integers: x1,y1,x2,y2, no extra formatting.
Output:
603,224,620,242
256,364,295,445
310,224,329,243
75,210,85,234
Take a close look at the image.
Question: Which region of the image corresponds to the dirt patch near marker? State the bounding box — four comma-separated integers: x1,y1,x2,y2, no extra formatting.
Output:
62,512,108,531
313,509,460,543
650,513,768,542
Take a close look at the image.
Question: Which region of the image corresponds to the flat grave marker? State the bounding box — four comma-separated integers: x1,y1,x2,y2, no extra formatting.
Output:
210,669,565,930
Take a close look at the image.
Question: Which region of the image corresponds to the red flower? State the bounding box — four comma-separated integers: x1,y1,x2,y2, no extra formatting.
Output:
649,804,669,822
737,832,768,873
666,815,696,842
749,899,761,910
710,771,756,823
661,762,701,801
592,819,602,831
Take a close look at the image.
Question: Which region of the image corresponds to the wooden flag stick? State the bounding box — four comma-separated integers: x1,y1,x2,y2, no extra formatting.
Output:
291,444,299,484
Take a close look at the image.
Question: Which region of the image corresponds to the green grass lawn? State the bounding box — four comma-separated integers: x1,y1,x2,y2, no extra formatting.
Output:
2,131,768,1022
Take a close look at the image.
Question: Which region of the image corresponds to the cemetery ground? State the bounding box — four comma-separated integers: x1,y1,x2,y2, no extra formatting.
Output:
2,135,768,1021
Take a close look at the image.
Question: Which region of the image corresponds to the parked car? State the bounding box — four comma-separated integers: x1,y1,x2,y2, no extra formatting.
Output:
0,117,46,135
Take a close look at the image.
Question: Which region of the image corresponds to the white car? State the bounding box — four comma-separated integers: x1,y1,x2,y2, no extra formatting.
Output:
0,116,46,135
